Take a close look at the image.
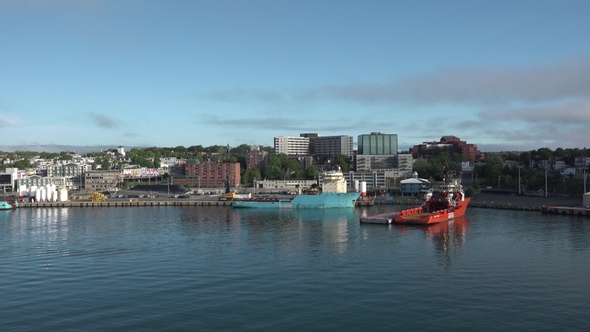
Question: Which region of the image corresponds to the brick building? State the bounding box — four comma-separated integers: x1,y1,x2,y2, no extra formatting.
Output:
410,136,483,162
246,145,268,169
175,160,240,188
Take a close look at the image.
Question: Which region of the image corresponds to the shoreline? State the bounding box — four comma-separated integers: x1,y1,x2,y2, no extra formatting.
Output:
9,192,585,212
392,192,584,212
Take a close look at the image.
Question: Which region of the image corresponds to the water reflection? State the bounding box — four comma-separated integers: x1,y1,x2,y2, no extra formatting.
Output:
203,208,357,256
423,216,469,266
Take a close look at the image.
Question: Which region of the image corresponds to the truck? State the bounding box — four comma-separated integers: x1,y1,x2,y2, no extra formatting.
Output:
219,192,251,201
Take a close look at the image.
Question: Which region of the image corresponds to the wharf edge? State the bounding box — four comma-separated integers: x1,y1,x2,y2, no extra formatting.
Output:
18,200,233,208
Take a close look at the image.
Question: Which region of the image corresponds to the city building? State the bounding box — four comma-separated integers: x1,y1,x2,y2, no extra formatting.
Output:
355,153,413,173
84,170,123,192
353,133,411,188
0,168,20,193
346,167,412,191
175,160,240,188
246,145,268,169
357,132,398,155
274,136,310,156
410,136,483,162
17,175,75,192
400,172,431,196
312,135,354,162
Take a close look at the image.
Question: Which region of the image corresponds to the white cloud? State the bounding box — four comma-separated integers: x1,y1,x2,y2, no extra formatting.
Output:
303,56,590,105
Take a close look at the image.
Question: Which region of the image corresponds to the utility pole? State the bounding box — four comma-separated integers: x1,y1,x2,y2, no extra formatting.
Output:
518,166,521,195
584,166,587,194
545,167,548,198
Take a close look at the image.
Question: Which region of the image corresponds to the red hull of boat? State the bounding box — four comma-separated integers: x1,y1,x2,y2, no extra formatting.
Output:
394,197,470,225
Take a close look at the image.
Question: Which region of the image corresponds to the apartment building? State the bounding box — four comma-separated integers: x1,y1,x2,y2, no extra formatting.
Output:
274,136,310,156
176,160,240,188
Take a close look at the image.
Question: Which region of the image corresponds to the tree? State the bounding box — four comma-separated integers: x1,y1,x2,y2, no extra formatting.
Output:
305,164,319,180
101,155,111,170
534,148,553,161
58,152,73,161
13,159,33,170
242,168,261,185
285,159,302,179
333,155,351,172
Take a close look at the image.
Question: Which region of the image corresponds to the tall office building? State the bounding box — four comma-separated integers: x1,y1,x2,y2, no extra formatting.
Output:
357,132,398,155
313,135,354,160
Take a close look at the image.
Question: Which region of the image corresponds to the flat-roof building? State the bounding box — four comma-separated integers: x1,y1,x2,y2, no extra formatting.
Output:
358,132,398,155
274,136,310,156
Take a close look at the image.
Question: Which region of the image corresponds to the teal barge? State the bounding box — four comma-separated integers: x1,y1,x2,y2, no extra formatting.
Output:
232,192,360,209
232,168,360,209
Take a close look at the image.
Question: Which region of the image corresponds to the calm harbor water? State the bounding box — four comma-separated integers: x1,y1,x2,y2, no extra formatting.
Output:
1,205,589,331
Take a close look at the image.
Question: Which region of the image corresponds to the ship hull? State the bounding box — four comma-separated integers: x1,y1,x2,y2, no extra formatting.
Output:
394,198,470,225
0,200,18,210
232,192,360,209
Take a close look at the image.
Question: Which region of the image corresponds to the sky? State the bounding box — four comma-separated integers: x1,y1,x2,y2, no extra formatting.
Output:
1,0,589,152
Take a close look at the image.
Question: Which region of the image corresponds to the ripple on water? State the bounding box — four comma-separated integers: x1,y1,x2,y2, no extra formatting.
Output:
1,207,590,330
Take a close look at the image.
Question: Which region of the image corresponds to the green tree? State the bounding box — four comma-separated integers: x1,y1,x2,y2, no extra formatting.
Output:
103,156,112,169
305,164,319,180
242,168,261,185
58,152,73,161
13,159,33,169
262,153,289,180
333,155,351,172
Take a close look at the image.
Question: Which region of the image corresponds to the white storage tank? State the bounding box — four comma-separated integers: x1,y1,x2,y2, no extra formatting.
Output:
360,181,367,197
19,185,28,197
46,184,53,201
59,188,68,202
354,180,360,192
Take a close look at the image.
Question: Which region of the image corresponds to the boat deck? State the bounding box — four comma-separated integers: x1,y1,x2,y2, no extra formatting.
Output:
360,211,398,224
399,212,433,222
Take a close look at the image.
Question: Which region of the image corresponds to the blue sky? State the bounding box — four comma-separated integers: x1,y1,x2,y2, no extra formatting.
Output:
1,0,589,152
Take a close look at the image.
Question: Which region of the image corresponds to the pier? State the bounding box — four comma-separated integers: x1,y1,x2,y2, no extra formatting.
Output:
18,200,233,208
541,205,590,217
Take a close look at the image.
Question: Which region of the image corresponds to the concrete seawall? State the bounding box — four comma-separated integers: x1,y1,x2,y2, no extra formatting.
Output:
15,193,585,213
19,200,233,208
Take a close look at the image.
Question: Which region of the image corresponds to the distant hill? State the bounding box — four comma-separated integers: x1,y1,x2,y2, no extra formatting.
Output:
0,145,137,154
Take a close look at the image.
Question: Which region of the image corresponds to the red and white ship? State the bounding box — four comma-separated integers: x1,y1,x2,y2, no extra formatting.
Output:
394,174,470,225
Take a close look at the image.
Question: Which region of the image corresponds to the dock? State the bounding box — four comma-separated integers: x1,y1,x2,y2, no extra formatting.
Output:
17,200,233,208
541,205,590,217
